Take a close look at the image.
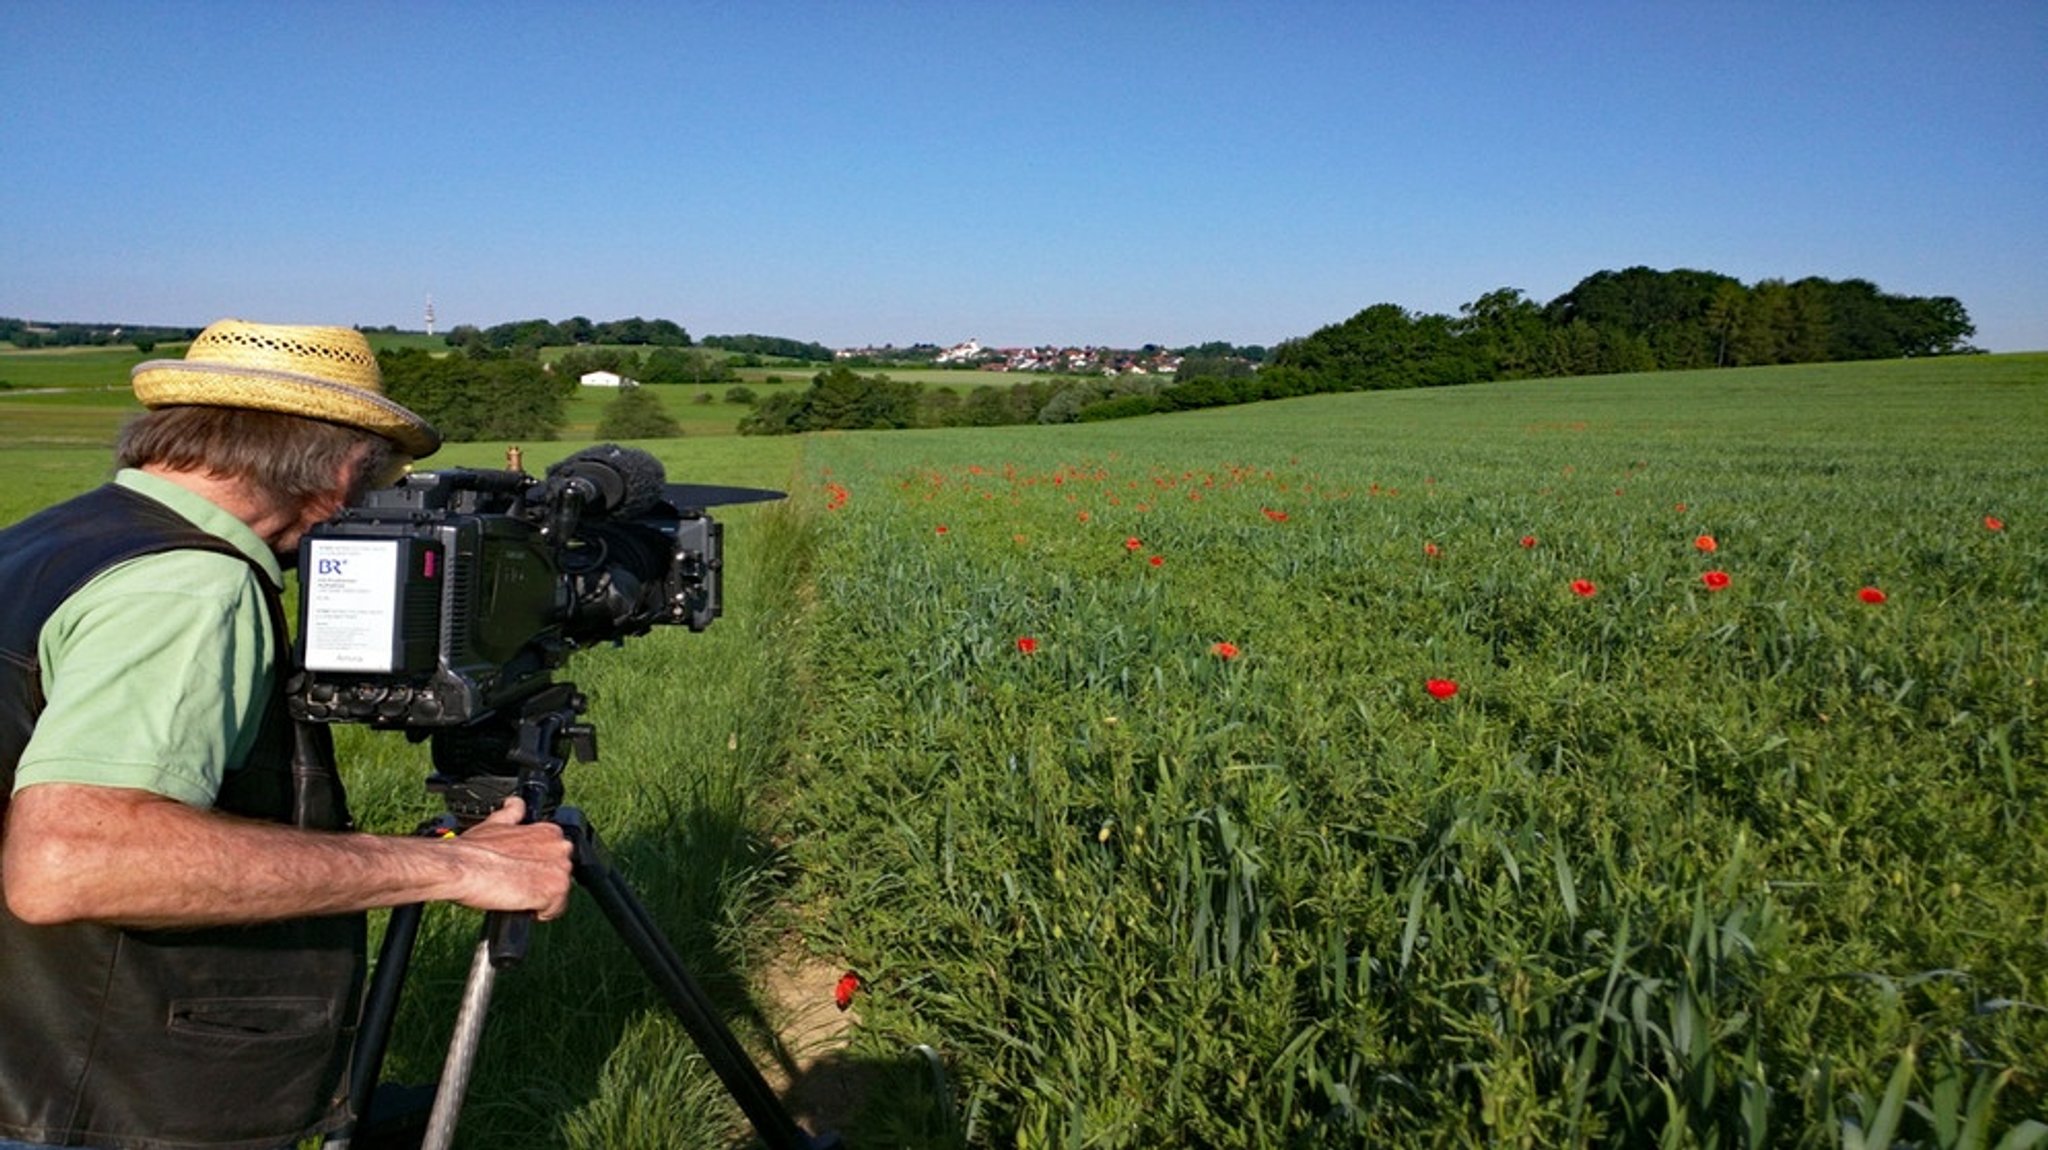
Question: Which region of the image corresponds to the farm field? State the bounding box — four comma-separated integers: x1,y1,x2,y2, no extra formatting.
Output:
780,355,2048,1146
0,341,1048,444
0,343,159,391
1,355,2043,1146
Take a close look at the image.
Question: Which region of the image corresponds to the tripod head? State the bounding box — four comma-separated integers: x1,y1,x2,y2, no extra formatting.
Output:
423,681,595,828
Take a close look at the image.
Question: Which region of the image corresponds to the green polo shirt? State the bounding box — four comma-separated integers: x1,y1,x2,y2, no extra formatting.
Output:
12,470,283,808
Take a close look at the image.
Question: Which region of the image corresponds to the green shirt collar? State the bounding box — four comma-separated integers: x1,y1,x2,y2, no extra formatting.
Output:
115,468,286,589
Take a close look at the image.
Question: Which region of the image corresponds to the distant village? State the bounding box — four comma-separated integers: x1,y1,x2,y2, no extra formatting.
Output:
837,338,1187,376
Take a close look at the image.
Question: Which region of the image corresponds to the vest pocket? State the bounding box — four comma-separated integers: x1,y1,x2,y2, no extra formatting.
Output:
168,995,336,1040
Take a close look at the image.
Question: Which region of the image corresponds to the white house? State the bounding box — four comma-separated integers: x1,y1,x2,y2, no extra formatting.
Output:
935,338,985,365
579,370,638,388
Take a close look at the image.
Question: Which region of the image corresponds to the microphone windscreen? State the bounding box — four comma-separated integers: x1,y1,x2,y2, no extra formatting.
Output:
547,444,669,516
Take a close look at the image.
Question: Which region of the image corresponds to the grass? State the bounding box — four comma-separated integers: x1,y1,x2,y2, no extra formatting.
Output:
0,344,157,390
777,354,2048,1146
4,354,2044,1147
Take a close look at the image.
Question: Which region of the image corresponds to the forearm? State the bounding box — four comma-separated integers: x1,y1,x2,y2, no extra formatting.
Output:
2,783,557,929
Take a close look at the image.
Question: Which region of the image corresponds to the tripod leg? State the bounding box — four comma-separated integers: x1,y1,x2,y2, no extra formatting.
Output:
557,809,838,1150
326,900,427,1149
421,938,501,1150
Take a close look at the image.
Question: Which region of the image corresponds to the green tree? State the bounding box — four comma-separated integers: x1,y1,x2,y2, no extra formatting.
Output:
1784,279,1834,363
1173,355,1255,383
1703,282,1747,367
1730,279,1793,366
473,358,573,441
555,347,640,382
1545,266,1739,369
805,366,921,429
596,386,683,439
640,347,734,386
919,387,965,427
737,391,806,435
737,366,921,434
701,334,834,361
1269,303,1487,392
380,349,570,443
381,349,481,440
1456,288,1548,379
1891,294,1976,356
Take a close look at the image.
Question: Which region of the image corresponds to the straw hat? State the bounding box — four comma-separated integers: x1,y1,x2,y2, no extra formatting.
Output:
132,319,441,457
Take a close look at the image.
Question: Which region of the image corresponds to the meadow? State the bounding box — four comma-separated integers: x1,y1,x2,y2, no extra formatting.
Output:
1,354,2043,1147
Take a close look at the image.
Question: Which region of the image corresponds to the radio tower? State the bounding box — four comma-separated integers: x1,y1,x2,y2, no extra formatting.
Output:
423,293,437,336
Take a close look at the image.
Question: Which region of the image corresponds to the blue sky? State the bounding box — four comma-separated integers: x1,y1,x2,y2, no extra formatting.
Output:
4,2,2042,351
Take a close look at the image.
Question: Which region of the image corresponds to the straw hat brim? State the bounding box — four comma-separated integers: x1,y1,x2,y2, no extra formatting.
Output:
132,360,442,458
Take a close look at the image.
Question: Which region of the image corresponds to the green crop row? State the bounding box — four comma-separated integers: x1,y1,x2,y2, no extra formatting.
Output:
776,359,2047,1146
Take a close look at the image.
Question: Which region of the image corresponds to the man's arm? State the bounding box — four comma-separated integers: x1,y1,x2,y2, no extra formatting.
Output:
1,782,573,929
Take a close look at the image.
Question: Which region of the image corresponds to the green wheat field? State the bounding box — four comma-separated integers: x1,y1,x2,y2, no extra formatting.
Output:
2,353,2043,1147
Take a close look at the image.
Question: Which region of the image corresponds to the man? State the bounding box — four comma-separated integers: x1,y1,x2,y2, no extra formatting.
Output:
0,320,574,1149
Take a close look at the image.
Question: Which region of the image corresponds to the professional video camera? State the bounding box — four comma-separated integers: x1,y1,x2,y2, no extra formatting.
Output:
287,445,835,1150
289,443,782,731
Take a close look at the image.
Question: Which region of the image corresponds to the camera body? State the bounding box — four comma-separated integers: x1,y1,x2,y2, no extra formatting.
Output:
289,445,776,729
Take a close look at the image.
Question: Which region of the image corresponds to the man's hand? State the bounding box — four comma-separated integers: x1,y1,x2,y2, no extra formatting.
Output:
447,797,575,920
1,783,574,929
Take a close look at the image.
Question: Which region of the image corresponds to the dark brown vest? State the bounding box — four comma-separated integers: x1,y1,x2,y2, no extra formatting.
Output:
0,484,366,1150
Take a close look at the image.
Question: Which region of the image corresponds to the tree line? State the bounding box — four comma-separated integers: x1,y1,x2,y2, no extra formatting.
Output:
700,333,835,362
444,316,693,354
735,269,1976,435
736,365,1229,435
1062,267,1978,423
373,341,742,443
1,318,200,352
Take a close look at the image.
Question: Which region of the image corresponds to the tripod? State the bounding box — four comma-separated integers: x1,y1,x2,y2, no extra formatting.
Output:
326,684,838,1150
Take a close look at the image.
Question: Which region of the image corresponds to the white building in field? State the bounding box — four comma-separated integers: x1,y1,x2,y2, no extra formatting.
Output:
579,370,638,388
935,338,985,365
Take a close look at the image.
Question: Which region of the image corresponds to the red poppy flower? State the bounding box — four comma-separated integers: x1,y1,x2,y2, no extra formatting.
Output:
1015,636,1039,654
1124,536,1143,552
1425,678,1458,700
834,972,862,1011
1148,555,1165,567
1701,570,1730,591
1424,542,1440,557
1984,516,2005,532
1262,508,1289,522
1694,534,1718,553
1858,587,1887,605
1570,579,1597,598
1076,511,1091,523
1211,641,1240,660
1520,535,1538,549
934,524,949,535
